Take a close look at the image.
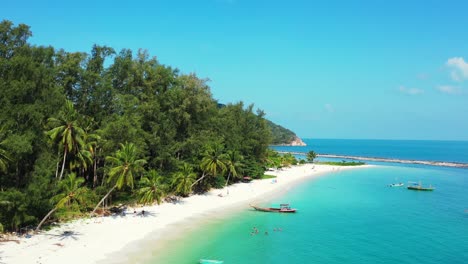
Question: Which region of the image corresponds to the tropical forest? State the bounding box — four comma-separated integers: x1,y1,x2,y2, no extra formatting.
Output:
0,20,301,233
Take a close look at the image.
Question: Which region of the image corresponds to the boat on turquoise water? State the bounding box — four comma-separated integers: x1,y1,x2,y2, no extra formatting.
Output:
388,182,404,187
199,259,223,264
407,181,435,191
250,203,297,213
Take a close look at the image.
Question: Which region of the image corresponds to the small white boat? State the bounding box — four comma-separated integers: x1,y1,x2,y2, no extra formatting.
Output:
388,183,404,187
199,259,224,264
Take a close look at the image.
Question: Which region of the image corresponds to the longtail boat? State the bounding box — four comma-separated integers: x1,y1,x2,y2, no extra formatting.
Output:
250,203,297,213
407,181,435,191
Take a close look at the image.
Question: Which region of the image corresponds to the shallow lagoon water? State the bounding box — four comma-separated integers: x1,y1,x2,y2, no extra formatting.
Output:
147,165,468,264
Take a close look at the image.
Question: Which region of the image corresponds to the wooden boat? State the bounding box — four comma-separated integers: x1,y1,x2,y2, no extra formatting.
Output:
250,203,297,213
199,259,223,264
407,181,435,191
388,183,404,187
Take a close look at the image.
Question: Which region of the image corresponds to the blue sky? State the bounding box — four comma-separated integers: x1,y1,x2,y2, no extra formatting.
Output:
2,0,468,140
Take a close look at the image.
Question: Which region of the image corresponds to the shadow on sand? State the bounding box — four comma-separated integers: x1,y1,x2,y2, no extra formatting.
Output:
47,230,82,241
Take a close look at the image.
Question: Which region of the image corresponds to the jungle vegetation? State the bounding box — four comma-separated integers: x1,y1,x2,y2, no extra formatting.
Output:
0,20,298,232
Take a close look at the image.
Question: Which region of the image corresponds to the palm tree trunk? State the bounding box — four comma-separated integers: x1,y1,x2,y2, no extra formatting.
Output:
91,185,116,215
190,172,206,188
224,172,231,196
59,150,67,181
225,172,231,188
36,207,57,232
93,157,97,188
55,160,60,178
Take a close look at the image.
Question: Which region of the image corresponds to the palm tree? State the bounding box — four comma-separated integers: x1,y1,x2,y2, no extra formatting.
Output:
85,132,102,187
172,163,197,196
191,144,227,188
307,150,317,163
0,141,10,174
36,173,89,231
281,153,297,167
92,142,146,215
137,170,165,205
71,147,93,175
70,131,100,179
46,100,86,180
224,150,244,194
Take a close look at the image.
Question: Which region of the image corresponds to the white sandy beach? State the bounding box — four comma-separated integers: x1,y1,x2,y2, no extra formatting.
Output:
0,164,372,264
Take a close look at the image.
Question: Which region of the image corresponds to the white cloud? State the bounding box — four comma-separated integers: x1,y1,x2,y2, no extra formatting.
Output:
324,104,334,113
446,57,468,81
436,85,462,95
399,86,424,95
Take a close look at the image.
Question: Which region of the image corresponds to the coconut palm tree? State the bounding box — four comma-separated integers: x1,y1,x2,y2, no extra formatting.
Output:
172,163,197,196
92,142,146,215
71,147,93,176
137,170,165,205
263,148,285,170
46,100,86,180
307,150,317,163
191,143,227,188
36,173,89,231
224,150,244,192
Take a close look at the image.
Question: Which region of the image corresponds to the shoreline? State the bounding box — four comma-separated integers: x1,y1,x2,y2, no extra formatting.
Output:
276,151,468,168
1,164,373,264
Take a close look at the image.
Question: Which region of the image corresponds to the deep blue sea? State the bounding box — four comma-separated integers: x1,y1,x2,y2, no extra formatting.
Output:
274,139,468,163
146,139,468,264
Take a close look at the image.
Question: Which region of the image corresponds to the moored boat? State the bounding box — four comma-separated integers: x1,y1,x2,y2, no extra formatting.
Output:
250,203,297,213
407,181,434,191
388,183,404,187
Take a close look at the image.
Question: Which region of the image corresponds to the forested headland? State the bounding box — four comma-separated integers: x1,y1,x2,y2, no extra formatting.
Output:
0,20,298,233
268,120,305,146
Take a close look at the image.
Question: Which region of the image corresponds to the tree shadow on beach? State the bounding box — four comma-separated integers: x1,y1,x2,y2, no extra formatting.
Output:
135,210,158,218
47,230,82,241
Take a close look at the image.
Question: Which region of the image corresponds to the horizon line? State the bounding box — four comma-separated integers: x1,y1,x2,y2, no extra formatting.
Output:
299,137,468,142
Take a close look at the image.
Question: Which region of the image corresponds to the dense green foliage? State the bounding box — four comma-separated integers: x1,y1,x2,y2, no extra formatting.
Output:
0,20,275,232
267,120,298,145
264,149,301,169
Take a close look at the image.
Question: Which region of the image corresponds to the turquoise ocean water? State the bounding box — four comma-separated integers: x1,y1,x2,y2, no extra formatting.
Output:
146,140,468,264
274,139,468,163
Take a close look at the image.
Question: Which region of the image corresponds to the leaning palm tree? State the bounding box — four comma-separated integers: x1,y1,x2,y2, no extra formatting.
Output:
224,150,244,191
137,170,165,205
36,173,89,231
91,142,147,215
172,163,197,196
191,143,227,188
46,100,86,180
